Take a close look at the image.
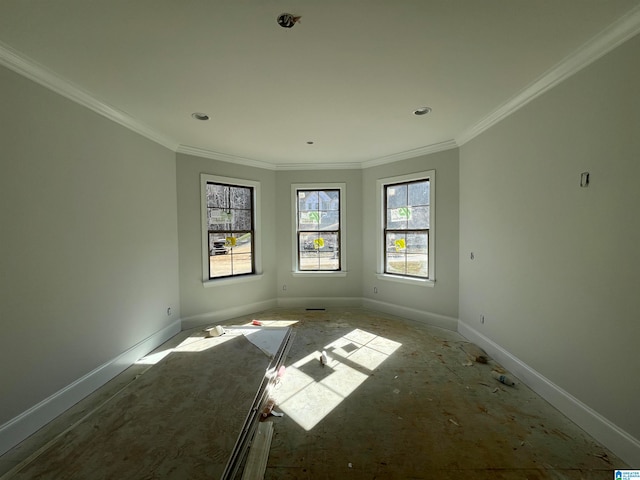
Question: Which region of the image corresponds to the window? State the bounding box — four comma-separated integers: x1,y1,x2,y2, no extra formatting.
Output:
379,171,435,281
201,174,259,281
293,184,345,272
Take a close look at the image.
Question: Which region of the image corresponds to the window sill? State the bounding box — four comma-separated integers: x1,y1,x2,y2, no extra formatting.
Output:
203,273,264,288
292,271,348,278
376,273,435,287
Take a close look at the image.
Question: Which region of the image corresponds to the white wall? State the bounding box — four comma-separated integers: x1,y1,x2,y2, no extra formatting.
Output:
459,34,640,461
176,153,277,326
362,150,460,328
275,169,363,306
0,65,180,438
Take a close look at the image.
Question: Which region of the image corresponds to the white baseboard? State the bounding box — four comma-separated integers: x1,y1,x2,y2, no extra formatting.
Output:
362,298,458,331
0,319,181,457
276,296,362,309
180,299,278,330
457,320,640,467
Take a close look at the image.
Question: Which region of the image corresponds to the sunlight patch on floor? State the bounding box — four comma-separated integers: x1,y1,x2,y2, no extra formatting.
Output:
135,324,293,364
275,329,402,430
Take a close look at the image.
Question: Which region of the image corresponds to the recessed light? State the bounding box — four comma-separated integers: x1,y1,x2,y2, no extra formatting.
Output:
413,107,432,116
192,112,210,121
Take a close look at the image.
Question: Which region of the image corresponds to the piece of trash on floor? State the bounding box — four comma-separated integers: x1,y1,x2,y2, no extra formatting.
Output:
271,411,284,417
449,418,460,426
591,452,611,464
492,387,500,393
393,388,400,394
462,360,473,367
461,343,489,363
204,325,225,337
348,463,353,468
277,365,286,378
491,370,516,387
262,398,276,418
320,350,329,367
252,319,263,326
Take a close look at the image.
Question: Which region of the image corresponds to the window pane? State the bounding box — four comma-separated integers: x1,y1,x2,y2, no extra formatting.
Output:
300,232,330,252
299,211,320,230
386,184,407,208
206,183,229,208
210,256,232,277
323,190,339,210
320,210,339,230
207,209,230,231
318,251,339,270
320,233,338,253
385,242,406,274
298,191,318,211
232,209,252,230
230,186,251,209
408,206,429,229
299,232,339,270
405,254,428,277
234,232,252,251
408,181,429,206
386,232,406,254
407,232,428,254
387,208,408,229
209,233,229,255
231,253,253,275
209,232,253,278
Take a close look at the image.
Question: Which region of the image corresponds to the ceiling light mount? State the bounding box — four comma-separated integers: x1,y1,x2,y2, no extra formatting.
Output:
413,107,432,116
191,112,210,121
277,13,301,28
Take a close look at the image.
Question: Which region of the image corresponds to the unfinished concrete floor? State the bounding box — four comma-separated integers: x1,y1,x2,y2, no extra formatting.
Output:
0,308,627,479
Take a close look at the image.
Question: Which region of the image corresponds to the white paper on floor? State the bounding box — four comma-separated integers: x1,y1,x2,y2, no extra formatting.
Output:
227,326,290,358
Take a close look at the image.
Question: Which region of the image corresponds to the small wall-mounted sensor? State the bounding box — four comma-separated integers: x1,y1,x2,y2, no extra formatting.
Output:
580,172,590,187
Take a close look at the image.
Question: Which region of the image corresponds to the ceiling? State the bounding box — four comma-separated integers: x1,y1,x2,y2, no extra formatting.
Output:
1,1,639,169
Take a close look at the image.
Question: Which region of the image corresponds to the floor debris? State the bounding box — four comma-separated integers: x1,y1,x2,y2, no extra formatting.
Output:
262,398,276,418
460,343,489,364
491,370,516,387
320,350,329,366
241,421,273,480
591,452,612,464
204,325,225,337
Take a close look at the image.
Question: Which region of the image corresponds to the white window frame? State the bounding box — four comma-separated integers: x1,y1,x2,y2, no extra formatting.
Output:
376,170,435,286
201,173,262,286
291,183,346,276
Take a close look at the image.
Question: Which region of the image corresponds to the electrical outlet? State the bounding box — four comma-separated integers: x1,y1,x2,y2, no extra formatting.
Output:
167,307,172,316
480,314,485,324
373,286,378,294
282,284,287,291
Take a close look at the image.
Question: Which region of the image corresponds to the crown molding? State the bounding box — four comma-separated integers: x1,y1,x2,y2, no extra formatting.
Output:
178,145,362,170
176,145,278,170
456,4,640,146
361,139,459,169
178,142,457,170
0,41,178,151
275,161,363,171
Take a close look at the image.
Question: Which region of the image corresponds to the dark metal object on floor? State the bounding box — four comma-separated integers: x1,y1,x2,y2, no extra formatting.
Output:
221,327,295,480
